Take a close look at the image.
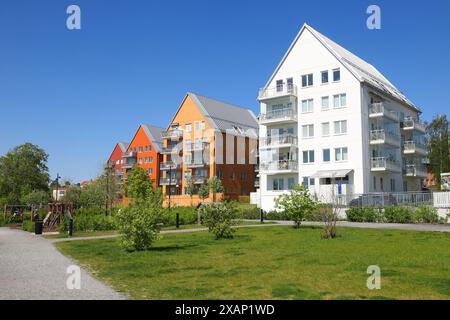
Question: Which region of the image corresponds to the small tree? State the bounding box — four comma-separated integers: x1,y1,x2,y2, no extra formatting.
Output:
117,166,165,251
21,190,51,207
199,202,236,239
185,178,196,207
198,183,210,202
274,185,317,228
62,185,82,206
209,176,223,202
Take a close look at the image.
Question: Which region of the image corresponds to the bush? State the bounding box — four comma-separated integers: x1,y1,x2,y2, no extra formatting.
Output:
59,208,118,233
116,202,167,251
346,207,383,223
234,203,260,219
199,202,236,239
414,205,439,224
265,210,290,220
163,207,198,226
0,214,11,227
384,206,414,224
237,196,250,203
22,219,35,232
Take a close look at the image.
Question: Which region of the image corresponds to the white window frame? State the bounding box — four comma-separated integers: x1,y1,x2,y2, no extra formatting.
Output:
321,70,329,84
322,148,331,163
321,122,330,137
302,150,315,164
301,99,314,113
334,120,347,135
333,68,341,82
334,147,348,162
185,124,192,133
301,73,313,88
321,96,329,111
333,93,347,109
302,124,314,139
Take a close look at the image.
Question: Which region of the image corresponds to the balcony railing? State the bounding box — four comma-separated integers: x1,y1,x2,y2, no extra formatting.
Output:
260,134,297,148
403,141,427,155
161,129,183,140
403,117,426,133
368,102,399,122
160,162,179,170
258,84,297,100
159,177,181,186
405,164,428,178
370,157,401,172
186,142,210,152
259,108,297,124
122,161,136,169
260,160,298,172
161,145,181,154
186,161,207,168
122,151,137,158
190,175,207,184
369,129,400,146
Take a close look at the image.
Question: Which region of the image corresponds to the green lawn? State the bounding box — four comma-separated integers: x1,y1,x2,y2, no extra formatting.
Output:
55,226,450,300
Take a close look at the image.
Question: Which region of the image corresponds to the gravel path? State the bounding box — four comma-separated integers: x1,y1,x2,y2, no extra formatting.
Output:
0,227,125,300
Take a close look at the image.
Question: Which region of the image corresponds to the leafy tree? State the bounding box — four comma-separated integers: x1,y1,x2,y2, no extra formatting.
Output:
21,190,51,207
199,202,236,239
426,115,450,185
274,185,318,228
185,178,197,207
198,183,210,202
62,184,82,206
125,166,155,203
0,143,50,204
208,176,223,202
78,183,104,208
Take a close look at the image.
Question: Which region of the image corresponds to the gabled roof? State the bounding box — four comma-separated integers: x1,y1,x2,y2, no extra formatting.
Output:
118,142,129,153
187,92,258,135
264,23,419,112
140,124,164,152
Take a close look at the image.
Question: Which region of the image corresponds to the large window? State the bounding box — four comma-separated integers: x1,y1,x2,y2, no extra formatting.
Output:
333,68,341,82
321,70,329,84
273,178,285,191
185,124,192,132
302,150,315,164
335,147,348,161
321,122,330,136
301,73,313,87
301,99,314,113
288,177,296,189
333,93,347,108
276,80,284,92
334,120,347,135
323,149,331,162
321,96,329,111
302,124,314,138
302,177,315,187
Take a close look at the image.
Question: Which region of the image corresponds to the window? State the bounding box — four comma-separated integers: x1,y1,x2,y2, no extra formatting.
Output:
321,70,329,84
149,157,153,163
390,178,395,191
380,177,384,191
333,68,340,82
276,80,284,92
323,149,330,162
144,157,148,163
334,120,347,135
301,73,313,87
286,78,293,91
145,146,148,152
302,124,314,138
373,176,377,190
321,96,329,111
302,150,315,164
200,121,206,130
217,168,223,180
302,177,315,187
185,124,192,132
185,154,192,164
138,158,142,164
288,177,296,189
301,99,314,113
333,93,347,108
335,147,348,161
321,122,330,136
138,146,143,153
148,168,153,175
195,122,200,131
240,172,247,181
273,178,284,191
149,145,152,152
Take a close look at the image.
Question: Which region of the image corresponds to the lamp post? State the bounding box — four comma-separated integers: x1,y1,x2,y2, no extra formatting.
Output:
55,173,61,203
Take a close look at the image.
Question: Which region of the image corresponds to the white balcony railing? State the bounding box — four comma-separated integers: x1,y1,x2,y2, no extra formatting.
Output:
369,103,399,122
259,108,297,123
160,162,179,170
159,177,181,185
186,142,209,152
260,160,298,172
405,164,428,178
371,157,401,172
260,134,297,148
258,84,297,100
369,129,400,146
161,129,183,140
403,141,427,155
403,117,426,133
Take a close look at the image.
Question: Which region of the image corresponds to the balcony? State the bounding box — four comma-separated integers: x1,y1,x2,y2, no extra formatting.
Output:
369,129,401,147
159,177,181,186
259,108,297,125
404,164,428,178
161,129,183,140
186,161,208,169
186,142,210,152
122,161,136,169
122,151,137,158
369,103,399,122
260,134,297,149
160,162,179,171
403,141,427,156
161,145,181,155
260,160,298,173
258,84,297,101
402,117,426,133
371,157,401,172
190,175,207,184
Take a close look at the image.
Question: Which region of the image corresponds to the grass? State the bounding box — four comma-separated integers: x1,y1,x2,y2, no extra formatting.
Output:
55,226,450,300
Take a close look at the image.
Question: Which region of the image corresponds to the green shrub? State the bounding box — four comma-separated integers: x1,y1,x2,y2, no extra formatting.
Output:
116,202,167,252
234,203,260,219
237,196,250,203
163,207,198,226
346,207,382,222
199,202,236,239
0,214,11,227
22,219,35,232
384,206,414,224
265,210,290,220
59,208,118,233
414,205,439,224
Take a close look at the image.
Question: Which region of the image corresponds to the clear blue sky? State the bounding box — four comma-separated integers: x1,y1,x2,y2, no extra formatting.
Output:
1,0,449,182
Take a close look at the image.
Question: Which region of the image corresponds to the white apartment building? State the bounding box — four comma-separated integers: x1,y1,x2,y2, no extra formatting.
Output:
257,24,426,211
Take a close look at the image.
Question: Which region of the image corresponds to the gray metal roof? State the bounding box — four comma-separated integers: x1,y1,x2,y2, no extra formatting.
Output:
141,124,164,152
188,93,258,136
118,142,129,153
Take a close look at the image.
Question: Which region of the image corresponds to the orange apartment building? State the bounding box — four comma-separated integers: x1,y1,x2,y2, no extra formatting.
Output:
160,92,259,206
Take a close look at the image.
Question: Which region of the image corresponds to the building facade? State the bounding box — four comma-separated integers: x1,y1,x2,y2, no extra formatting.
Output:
161,92,258,206
257,24,426,211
